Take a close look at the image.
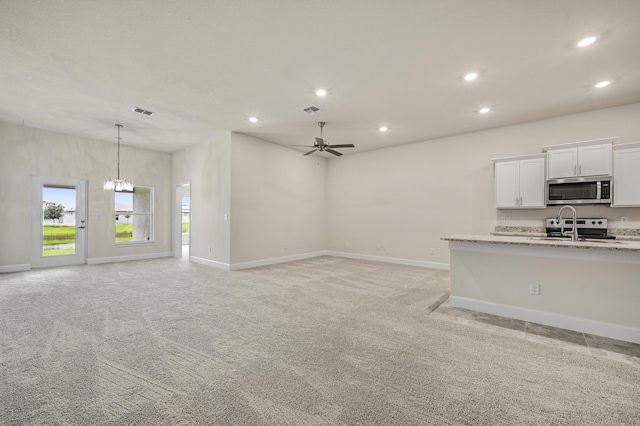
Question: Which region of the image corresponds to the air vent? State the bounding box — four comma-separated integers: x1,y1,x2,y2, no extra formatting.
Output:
133,107,155,116
301,105,323,115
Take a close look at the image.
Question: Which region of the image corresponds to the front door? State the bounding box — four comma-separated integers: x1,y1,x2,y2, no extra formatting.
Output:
31,176,87,268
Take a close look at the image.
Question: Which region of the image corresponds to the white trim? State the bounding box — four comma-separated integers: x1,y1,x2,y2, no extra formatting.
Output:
115,241,155,247
542,136,618,152
0,264,31,273
328,251,450,270
87,252,172,265
492,153,545,163
190,256,231,271
230,251,328,270
190,250,450,271
612,141,640,150
450,296,640,344
448,240,640,264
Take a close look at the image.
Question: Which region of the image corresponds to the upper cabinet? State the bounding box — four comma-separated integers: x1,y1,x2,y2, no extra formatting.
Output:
613,143,640,207
493,154,546,209
544,137,616,179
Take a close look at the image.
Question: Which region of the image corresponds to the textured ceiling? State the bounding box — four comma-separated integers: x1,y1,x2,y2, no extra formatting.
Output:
1,0,639,155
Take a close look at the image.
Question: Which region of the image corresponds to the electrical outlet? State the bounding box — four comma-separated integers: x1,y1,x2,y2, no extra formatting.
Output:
430,248,435,255
500,216,507,223
382,244,386,251
621,217,628,224
344,241,349,247
530,284,540,295
208,245,211,252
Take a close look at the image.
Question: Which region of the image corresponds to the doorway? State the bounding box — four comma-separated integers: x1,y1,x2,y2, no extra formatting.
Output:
174,182,191,258
31,176,88,268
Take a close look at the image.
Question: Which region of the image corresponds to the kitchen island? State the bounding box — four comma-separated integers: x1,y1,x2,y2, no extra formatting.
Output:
442,234,640,344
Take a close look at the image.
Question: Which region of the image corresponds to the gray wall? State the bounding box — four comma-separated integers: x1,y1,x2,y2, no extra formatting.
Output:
230,133,327,265
0,122,173,268
172,132,232,265
326,102,640,265
2,102,640,270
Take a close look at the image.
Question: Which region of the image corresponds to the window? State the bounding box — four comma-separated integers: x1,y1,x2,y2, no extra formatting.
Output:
114,186,153,244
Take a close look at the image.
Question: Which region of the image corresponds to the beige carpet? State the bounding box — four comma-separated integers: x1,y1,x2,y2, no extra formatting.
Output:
1,256,639,425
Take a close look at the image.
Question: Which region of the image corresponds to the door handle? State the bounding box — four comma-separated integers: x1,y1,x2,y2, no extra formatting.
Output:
78,226,86,229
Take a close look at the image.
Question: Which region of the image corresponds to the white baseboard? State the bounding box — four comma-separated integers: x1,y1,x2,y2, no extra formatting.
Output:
230,251,328,270
328,251,450,270
0,264,31,273
87,252,173,265
450,296,640,344
190,256,231,271
190,250,450,272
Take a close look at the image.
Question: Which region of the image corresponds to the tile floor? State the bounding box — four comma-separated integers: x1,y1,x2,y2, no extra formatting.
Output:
431,299,640,367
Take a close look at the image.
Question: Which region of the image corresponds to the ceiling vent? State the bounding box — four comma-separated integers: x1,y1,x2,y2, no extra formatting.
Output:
301,105,323,115
133,107,155,116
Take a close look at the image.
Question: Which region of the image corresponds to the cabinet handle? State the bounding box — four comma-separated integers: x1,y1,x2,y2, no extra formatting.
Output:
579,164,582,175
574,165,577,175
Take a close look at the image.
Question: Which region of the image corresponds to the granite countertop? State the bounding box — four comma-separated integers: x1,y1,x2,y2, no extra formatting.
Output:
492,226,640,242
442,234,640,252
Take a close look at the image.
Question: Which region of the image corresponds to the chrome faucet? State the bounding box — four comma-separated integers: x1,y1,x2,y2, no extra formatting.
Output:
557,205,579,241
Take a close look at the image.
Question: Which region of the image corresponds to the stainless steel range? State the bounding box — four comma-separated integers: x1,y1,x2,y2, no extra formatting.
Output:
545,218,615,240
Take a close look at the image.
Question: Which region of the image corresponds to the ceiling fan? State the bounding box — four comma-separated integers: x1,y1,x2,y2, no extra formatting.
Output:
291,122,355,156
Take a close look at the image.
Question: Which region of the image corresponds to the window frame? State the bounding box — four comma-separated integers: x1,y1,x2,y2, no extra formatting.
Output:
114,186,154,246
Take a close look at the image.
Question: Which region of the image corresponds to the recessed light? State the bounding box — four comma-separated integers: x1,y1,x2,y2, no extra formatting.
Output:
595,81,610,88
464,72,478,81
315,89,327,97
577,36,596,47
479,107,491,114
379,126,388,132
249,117,258,123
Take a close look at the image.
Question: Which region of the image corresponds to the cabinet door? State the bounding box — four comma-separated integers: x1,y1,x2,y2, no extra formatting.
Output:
579,144,611,176
613,147,640,206
519,157,546,208
547,148,577,178
495,161,519,208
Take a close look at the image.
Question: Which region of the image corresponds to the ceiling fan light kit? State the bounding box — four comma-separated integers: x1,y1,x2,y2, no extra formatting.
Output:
290,122,355,156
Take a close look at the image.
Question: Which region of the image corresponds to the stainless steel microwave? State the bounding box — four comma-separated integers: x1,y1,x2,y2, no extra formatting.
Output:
546,176,611,205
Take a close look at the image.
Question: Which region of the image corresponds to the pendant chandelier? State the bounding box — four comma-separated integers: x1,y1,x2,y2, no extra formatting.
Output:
103,124,134,191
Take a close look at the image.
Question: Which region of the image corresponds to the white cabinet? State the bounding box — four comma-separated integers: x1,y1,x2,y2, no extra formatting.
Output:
494,154,546,209
544,138,615,179
613,143,640,206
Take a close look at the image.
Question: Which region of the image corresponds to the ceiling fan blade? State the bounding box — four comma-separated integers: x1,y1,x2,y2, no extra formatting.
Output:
303,149,317,156
289,144,315,147
326,144,355,148
325,148,342,156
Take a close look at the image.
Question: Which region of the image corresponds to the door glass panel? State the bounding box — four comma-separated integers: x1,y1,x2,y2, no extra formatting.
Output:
42,186,76,256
